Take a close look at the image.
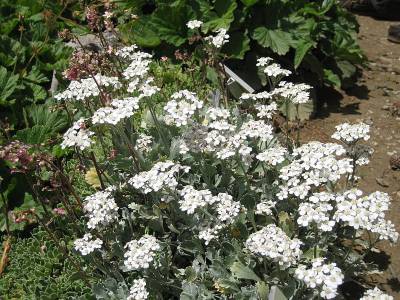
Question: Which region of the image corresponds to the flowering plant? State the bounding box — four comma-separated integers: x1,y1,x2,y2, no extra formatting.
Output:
47,23,396,300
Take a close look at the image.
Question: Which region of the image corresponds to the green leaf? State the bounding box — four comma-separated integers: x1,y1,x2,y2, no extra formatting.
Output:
337,60,356,79
202,0,237,31
230,261,260,281
240,0,259,6
294,40,313,69
256,281,269,300
269,286,287,300
0,66,19,105
252,27,292,55
119,18,161,47
222,31,250,59
150,3,195,46
323,68,341,87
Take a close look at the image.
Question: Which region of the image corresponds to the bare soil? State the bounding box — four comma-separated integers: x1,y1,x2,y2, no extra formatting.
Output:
301,14,400,299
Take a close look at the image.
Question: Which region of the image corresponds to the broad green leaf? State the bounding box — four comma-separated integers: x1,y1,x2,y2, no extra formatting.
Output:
222,31,250,59
240,0,259,6
0,66,19,105
256,281,269,300
252,27,292,55
230,261,260,281
119,18,161,47
269,286,287,300
323,68,341,87
150,3,195,46
202,0,237,31
337,60,356,79
294,40,313,69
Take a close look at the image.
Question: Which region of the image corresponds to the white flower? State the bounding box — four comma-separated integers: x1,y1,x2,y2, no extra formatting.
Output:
256,57,273,67
331,122,370,144
129,161,190,194
199,225,223,245
187,20,203,29
215,193,241,223
124,235,160,271
55,74,121,102
135,134,153,152
61,118,94,150
74,233,103,255
298,200,336,232
335,190,399,242
360,287,393,300
239,120,274,142
256,145,287,166
240,91,273,101
246,224,302,268
255,102,278,119
263,63,292,78
83,186,118,229
92,97,140,125
205,28,229,48
164,90,203,127
179,185,217,214
273,81,311,104
127,278,149,300
255,200,276,215
295,258,344,299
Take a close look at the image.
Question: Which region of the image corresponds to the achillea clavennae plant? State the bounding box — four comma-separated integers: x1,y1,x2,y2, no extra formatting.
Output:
53,22,397,299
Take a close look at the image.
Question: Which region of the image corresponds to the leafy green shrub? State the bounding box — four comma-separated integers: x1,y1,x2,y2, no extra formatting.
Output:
0,226,93,299
116,0,365,88
44,24,396,299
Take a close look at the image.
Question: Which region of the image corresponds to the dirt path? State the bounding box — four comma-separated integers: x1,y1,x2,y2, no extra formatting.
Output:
301,14,400,299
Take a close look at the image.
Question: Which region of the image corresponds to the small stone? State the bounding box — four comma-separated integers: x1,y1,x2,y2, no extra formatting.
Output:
376,177,390,187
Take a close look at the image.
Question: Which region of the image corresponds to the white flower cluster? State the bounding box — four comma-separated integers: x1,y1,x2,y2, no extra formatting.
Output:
205,28,229,48
246,224,302,268
274,81,311,104
240,120,274,142
263,63,292,78
199,225,223,245
164,90,203,127
186,19,203,29
135,133,153,153
124,235,160,271
117,46,159,98
127,278,149,300
215,193,241,223
240,91,272,101
61,118,94,150
335,190,399,242
331,122,370,144
298,192,336,232
92,97,140,125
55,74,121,102
179,185,216,214
256,145,287,166
360,287,393,300
74,233,103,255
256,57,273,67
255,102,278,119
295,258,344,299
83,186,118,229
129,161,190,194
255,200,276,215
278,142,352,200
178,186,242,244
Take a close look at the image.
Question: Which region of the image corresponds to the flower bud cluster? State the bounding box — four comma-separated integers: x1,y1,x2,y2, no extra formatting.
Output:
61,118,94,150
360,287,393,300
332,122,370,144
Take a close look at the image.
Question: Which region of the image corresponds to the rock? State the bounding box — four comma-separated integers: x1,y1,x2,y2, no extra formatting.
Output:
376,177,390,187
390,154,400,170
